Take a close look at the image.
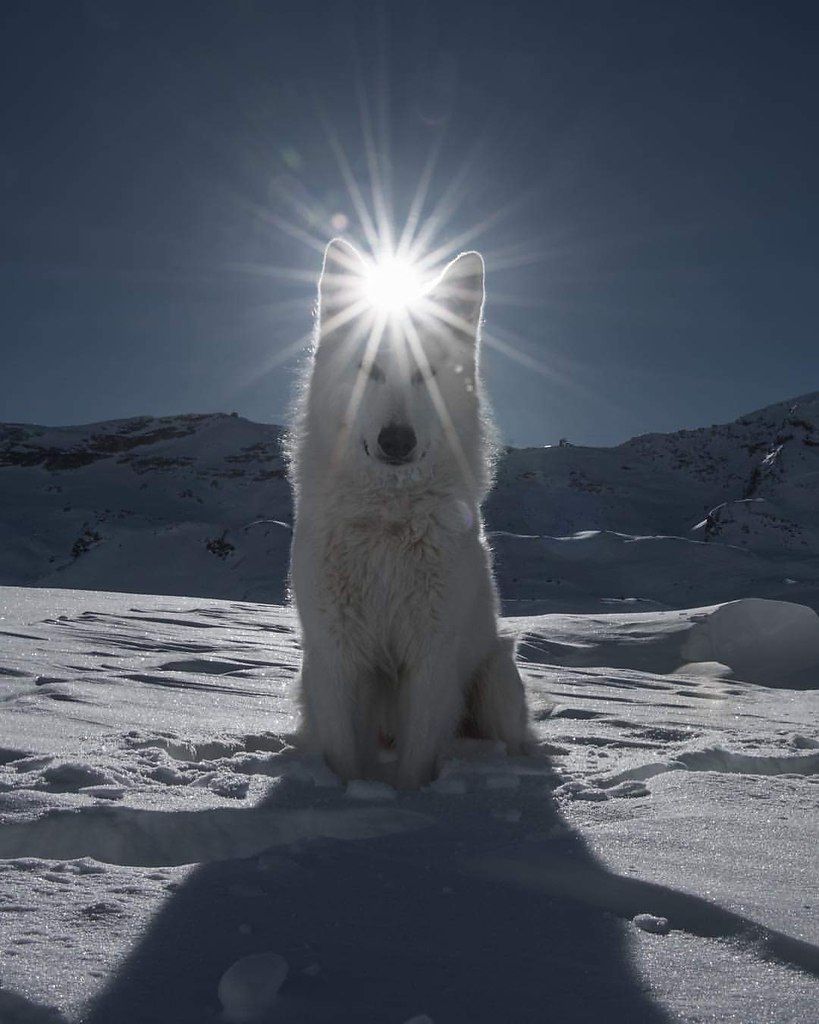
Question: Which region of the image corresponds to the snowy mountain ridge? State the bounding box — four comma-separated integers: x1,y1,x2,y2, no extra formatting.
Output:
488,390,819,538
1,392,818,611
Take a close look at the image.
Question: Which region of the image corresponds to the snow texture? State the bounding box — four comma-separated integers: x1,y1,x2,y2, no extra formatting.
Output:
0,585,818,1023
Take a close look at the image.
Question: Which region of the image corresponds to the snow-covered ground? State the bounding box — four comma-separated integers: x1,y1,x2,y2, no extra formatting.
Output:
1,585,818,1023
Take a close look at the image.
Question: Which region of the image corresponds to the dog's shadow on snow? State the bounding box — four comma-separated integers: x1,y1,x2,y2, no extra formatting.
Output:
77,742,819,1023
73,745,681,1024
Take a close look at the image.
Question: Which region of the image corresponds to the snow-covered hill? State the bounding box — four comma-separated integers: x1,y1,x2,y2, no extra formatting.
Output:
491,391,819,539
0,414,293,604
2,393,818,611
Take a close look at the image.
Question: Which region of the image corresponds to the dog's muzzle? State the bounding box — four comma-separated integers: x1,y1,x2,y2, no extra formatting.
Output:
375,423,417,465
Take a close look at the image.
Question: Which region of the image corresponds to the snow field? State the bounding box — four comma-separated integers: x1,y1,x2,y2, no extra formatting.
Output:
0,587,818,1022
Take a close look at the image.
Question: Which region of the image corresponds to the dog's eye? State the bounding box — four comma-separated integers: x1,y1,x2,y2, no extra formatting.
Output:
359,361,386,383
411,366,437,386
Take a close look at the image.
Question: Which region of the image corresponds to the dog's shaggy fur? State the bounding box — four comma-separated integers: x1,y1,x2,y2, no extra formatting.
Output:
287,239,529,789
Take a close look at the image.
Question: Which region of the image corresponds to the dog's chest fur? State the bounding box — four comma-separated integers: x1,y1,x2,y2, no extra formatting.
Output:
316,492,464,659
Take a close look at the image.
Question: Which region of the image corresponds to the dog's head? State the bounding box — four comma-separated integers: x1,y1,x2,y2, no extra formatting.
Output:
306,238,489,491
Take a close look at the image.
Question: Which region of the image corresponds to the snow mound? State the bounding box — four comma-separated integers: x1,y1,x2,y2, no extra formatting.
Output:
682,598,819,686
0,802,430,868
517,597,819,687
218,952,288,1023
633,913,671,935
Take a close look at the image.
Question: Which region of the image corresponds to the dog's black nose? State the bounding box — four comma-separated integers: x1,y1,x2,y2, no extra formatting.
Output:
377,423,417,462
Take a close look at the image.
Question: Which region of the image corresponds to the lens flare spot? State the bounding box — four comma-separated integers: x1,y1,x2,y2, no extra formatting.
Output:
363,256,423,314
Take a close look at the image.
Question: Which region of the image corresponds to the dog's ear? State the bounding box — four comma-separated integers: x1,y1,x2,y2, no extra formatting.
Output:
317,238,367,340
427,251,485,346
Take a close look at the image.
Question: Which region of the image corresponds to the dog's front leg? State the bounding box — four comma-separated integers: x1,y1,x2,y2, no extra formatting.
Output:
298,645,363,782
395,652,463,790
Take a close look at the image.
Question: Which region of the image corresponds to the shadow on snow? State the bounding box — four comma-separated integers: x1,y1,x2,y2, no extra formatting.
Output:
73,763,671,1024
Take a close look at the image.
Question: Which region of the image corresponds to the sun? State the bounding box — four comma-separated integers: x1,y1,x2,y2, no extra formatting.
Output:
362,255,424,315
243,82,561,410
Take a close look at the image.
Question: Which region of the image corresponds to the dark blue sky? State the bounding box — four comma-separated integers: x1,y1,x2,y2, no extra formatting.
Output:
2,0,818,446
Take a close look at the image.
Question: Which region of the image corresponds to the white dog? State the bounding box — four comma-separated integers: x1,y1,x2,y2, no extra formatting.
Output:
287,239,530,789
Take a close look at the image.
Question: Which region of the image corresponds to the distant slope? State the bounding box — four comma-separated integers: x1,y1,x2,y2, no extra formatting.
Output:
487,391,819,542
0,414,293,603
1,394,818,610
